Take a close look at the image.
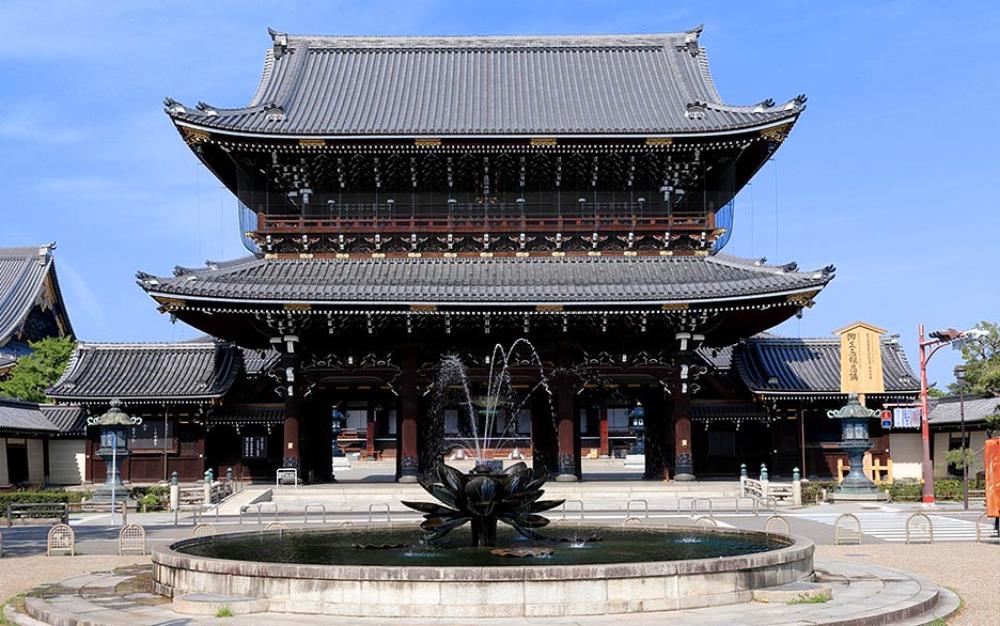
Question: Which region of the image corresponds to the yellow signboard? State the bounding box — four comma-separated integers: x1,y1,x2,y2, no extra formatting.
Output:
836,322,886,394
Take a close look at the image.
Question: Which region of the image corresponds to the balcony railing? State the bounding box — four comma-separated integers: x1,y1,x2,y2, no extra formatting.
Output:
254,202,714,236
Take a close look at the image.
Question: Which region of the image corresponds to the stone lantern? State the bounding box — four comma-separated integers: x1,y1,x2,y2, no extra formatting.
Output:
331,407,351,472
623,402,646,468
827,393,887,501
87,399,142,502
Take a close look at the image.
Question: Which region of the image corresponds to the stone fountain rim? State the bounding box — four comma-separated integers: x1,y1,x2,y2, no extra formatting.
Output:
152,523,814,583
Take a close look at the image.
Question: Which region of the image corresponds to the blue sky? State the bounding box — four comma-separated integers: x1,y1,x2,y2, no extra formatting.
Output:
2,1,997,386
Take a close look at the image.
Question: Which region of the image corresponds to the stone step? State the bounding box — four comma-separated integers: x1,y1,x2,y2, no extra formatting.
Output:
173,594,268,616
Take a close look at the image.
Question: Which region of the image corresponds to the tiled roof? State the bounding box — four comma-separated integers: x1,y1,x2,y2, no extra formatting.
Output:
0,397,60,433
47,342,243,403
166,29,804,137
0,244,72,345
734,337,920,397
928,396,1000,426
138,254,833,307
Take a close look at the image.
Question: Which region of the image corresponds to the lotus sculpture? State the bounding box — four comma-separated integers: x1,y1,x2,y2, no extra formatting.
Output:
402,461,564,547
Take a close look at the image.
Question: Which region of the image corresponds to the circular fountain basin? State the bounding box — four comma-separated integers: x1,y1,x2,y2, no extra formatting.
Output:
153,523,814,618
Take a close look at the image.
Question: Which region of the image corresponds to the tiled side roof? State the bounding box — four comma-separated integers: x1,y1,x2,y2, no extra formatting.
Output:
207,404,284,425
0,397,60,433
40,404,87,435
138,254,833,306
166,30,804,137
0,244,72,345
47,342,243,403
692,403,768,421
734,337,920,397
928,396,1000,425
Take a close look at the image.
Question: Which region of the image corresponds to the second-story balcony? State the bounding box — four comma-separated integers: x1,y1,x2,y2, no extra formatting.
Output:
243,201,730,251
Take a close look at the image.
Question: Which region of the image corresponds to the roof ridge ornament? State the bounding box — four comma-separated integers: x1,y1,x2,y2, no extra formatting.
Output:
685,101,707,120
263,103,285,121
268,27,290,59
676,24,703,56
196,102,219,117
163,97,186,115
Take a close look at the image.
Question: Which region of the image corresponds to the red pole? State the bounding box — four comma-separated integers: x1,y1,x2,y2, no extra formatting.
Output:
918,324,935,503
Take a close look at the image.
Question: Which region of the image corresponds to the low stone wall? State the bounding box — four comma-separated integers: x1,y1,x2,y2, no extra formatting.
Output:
152,526,814,618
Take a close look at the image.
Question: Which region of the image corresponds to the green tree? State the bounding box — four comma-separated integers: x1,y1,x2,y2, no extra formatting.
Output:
950,321,1000,396
0,336,76,402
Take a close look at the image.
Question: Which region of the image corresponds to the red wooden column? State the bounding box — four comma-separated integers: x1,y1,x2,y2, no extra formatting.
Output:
673,387,695,481
273,335,301,472
599,405,610,457
555,372,578,481
398,345,420,482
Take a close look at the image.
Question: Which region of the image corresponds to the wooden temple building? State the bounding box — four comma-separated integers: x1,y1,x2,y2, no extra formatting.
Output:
37,29,922,485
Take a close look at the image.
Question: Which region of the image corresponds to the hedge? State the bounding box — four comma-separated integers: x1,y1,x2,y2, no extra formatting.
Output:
887,479,986,502
0,490,88,508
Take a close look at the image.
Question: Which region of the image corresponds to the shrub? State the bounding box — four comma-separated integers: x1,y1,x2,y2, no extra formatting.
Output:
801,480,837,503
130,485,168,512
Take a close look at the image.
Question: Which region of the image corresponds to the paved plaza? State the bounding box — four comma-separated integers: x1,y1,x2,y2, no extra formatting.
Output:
2,477,996,624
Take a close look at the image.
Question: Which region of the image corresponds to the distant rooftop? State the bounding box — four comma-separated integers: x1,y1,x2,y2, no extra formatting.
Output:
166,28,805,138
0,244,73,349
734,336,920,398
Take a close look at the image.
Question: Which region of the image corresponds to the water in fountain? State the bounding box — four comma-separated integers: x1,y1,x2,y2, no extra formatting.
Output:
405,339,565,547
422,338,557,468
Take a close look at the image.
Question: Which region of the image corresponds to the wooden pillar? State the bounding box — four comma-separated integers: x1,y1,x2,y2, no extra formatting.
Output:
273,336,301,471
643,390,670,481
555,374,578,481
599,405,609,457
398,345,420,482
366,411,377,458
673,387,695,481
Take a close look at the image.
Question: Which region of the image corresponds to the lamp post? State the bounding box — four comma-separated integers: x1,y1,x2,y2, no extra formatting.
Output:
954,365,969,510
917,324,986,504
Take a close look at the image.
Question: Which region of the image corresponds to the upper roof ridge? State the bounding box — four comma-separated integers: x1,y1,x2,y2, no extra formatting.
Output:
267,30,693,50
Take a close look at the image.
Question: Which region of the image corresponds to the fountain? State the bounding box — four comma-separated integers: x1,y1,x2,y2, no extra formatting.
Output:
403,343,563,547
151,343,815,618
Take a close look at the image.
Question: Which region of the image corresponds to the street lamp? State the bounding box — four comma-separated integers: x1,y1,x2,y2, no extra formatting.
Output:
917,324,987,504
954,365,969,510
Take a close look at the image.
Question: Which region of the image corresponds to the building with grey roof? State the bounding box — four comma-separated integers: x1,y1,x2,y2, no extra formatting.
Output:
0,244,74,375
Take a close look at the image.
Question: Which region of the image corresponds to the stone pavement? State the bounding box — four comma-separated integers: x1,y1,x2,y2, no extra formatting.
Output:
4,560,960,625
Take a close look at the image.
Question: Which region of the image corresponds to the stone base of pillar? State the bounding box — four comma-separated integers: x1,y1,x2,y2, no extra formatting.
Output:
398,456,419,483
675,453,695,481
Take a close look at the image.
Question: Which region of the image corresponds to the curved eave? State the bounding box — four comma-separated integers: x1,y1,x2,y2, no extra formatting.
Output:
45,393,226,405
142,281,829,311
166,110,802,143
748,390,920,400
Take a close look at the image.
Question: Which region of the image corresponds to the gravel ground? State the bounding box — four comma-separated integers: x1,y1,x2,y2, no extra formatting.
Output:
816,544,1000,626
0,554,150,612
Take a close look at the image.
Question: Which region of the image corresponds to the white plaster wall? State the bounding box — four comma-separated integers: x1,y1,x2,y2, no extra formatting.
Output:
888,433,923,480
933,433,951,478
48,439,86,485
0,438,8,484
970,431,987,477
27,438,45,484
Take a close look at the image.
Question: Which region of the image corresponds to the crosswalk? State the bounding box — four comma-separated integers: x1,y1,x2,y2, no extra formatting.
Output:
795,511,993,543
